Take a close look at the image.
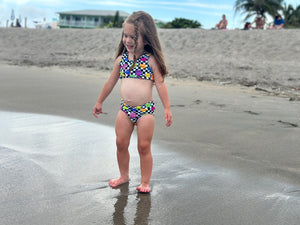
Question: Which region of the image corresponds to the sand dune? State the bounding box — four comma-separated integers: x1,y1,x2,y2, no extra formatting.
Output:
0,28,300,97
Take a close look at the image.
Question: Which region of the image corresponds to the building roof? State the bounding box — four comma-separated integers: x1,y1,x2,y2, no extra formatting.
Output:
57,10,130,17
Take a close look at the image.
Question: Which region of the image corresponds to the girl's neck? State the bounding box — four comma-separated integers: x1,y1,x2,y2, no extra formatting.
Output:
128,50,144,60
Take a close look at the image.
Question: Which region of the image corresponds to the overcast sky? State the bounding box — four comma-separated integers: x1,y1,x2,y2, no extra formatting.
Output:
0,0,298,28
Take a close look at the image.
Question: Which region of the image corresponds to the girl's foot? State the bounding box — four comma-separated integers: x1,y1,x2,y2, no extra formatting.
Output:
109,177,129,188
136,184,151,193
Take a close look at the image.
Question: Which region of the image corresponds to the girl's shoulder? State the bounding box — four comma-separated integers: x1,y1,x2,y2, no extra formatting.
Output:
116,55,123,61
116,55,123,63
112,55,123,68
148,53,157,66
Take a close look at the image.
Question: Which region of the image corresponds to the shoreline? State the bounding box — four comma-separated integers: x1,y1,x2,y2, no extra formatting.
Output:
1,64,299,181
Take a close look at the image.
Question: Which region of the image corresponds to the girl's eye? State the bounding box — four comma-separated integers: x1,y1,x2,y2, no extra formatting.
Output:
124,34,135,39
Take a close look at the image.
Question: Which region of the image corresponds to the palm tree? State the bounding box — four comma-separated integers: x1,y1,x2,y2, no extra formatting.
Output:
234,0,284,21
283,4,300,28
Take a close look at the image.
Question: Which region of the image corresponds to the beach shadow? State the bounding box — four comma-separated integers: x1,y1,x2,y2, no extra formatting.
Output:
112,183,152,225
113,183,129,225
134,193,151,225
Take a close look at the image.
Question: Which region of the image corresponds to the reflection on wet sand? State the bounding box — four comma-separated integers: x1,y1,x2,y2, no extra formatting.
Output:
112,183,151,225
134,193,151,225
113,183,129,225
1,111,300,225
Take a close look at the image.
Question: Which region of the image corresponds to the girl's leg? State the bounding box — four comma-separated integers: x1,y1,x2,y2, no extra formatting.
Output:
136,115,155,192
109,110,134,188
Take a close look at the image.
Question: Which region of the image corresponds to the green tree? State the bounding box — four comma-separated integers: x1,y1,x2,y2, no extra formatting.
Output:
161,18,201,28
113,11,124,28
234,0,284,21
103,11,124,28
283,3,300,28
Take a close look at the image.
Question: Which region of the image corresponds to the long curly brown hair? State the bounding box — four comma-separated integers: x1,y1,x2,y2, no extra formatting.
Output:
115,11,168,77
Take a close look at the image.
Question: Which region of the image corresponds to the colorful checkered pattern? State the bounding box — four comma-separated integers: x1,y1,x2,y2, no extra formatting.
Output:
120,99,155,124
119,52,154,81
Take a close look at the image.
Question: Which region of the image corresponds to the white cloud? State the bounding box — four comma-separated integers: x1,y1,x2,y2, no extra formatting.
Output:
81,0,232,10
83,1,138,8
284,0,299,6
19,6,51,19
150,1,232,10
152,5,224,17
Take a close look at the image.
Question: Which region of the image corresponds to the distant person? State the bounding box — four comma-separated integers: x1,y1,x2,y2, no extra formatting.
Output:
93,11,172,193
269,15,284,29
243,22,251,30
251,15,264,29
16,19,21,28
215,14,228,30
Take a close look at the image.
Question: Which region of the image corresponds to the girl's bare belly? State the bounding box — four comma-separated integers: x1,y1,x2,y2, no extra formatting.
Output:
120,79,153,106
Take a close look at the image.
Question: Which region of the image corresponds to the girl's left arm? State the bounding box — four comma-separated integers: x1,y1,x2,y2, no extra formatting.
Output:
150,57,172,127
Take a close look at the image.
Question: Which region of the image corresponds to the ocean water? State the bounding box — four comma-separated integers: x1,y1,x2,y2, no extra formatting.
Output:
1,111,300,225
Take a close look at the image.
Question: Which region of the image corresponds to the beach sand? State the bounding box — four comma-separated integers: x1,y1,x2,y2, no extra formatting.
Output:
1,28,300,224
1,28,300,98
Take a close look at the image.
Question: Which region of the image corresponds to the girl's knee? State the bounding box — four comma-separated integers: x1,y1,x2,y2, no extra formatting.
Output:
138,141,151,155
116,137,130,152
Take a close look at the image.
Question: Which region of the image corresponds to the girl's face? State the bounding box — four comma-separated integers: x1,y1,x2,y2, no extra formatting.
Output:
123,23,145,55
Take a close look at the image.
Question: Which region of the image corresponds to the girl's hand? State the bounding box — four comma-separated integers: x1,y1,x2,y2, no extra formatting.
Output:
93,102,103,118
164,109,172,127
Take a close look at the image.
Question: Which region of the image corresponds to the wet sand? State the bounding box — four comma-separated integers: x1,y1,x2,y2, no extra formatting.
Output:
1,64,300,225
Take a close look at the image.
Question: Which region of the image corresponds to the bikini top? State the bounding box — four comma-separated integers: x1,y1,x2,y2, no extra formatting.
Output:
119,52,154,81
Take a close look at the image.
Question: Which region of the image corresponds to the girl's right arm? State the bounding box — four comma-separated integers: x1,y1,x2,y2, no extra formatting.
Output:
93,56,121,118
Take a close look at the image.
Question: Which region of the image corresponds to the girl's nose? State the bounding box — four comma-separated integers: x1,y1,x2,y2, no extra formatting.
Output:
126,37,132,42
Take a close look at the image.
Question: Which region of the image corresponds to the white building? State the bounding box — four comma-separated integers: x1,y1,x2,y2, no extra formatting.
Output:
57,10,129,29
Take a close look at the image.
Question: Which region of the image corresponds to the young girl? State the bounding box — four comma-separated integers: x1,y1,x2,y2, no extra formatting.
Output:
93,11,172,193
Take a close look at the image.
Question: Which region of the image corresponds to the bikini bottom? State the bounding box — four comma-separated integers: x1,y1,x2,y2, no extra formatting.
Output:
120,99,155,124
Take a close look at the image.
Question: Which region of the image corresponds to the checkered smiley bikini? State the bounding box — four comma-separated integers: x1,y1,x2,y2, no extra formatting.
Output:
119,51,154,81
119,52,155,124
120,99,155,124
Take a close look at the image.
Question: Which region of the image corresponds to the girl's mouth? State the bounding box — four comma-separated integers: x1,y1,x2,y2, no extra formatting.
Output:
126,44,134,50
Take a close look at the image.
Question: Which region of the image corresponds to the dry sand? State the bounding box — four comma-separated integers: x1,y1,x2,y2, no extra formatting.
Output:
1,28,300,225
1,28,300,98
